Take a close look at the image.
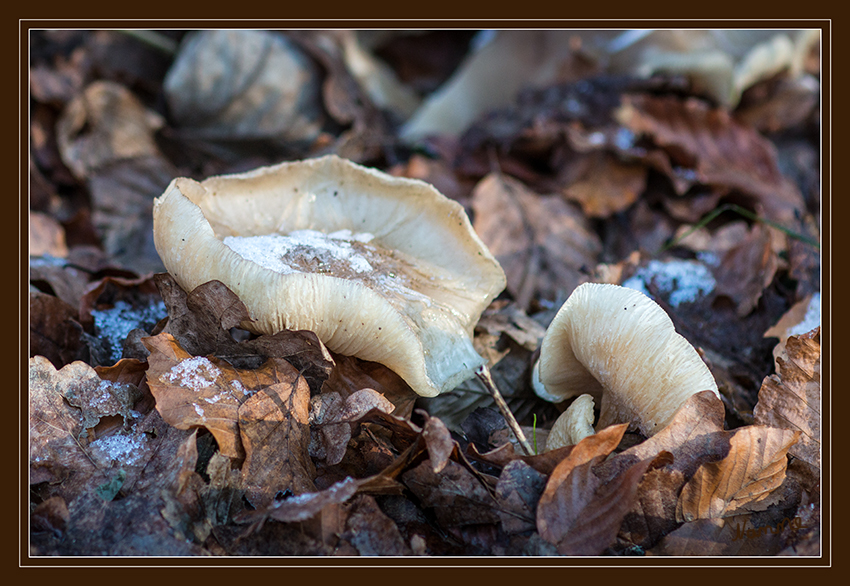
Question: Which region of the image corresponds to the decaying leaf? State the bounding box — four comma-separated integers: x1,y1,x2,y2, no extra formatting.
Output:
145,327,318,502
403,459,500,528
471,173,600,309
594,391,729,550
29,357,94,484
309,388,395,466
560,151,647,218
239,377,316,507
55,80,165,179
676,426,800,521
754,328,820,476
712,224,782,317
494,460,548,535
614,93,808,229
536,424,656,555
29,291,87,369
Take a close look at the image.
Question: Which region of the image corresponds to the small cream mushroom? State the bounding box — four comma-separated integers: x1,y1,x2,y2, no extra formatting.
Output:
152,155,506,398
536,283,719,437
545,394,596,451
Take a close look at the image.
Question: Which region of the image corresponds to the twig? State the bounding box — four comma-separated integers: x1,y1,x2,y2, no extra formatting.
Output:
475,365,534,456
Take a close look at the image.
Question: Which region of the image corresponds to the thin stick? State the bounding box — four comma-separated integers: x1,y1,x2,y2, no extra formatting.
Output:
475,365,534,456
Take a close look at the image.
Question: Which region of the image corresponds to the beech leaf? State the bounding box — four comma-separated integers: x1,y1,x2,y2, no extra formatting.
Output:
677,426,801,521
754,328,821,473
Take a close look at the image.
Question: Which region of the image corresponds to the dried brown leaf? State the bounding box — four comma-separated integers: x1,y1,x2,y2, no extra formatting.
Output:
29,291,86,369
677,426,801,521
615,93,807,228
239,375,316,507
403,459,500,528
156,274,334,392
29,356,105,483
339,495,412,556
466,441,575,477
471,173,600,308
594,391,728,549
56,80,164,179
536,424,655,555
712,223,781,317
494,460,547,535
560,151,647,218
754,328,820,473
321,354,417,418
30,212,68,257
310,388,395,466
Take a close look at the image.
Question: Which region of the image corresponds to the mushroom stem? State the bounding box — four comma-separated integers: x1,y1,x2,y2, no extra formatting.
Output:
475,365,534,456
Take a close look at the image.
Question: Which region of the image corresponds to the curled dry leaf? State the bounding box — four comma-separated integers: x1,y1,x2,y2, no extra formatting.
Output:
676,426,801,522
156,274,334,390
536,423,656,555
754,328,820,476
321,353,417,418
310,388,395,466
466,441,576,477
594,391,727,549
471,173,601,309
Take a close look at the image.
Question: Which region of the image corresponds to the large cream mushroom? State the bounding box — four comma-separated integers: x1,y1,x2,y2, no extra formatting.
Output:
536,282,719,437
152,155,506,398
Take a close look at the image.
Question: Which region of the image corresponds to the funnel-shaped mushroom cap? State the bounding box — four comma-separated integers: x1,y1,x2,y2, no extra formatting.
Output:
152,155,506,397
537,283,719,436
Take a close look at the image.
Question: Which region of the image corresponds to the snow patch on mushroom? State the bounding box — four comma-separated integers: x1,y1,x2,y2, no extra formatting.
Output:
622,259,715,307
223,229,375,275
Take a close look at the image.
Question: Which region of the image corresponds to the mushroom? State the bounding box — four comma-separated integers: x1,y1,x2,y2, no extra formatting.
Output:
545,394,596,451
536,283,719,437
152,155,506,398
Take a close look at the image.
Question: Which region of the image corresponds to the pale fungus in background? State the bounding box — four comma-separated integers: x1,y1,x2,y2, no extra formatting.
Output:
535,283,720,438
152,155,506,398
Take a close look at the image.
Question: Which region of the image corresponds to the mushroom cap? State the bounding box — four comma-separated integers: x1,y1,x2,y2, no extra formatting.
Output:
537,283,719,436
545,394,596,451
152,155,506,397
